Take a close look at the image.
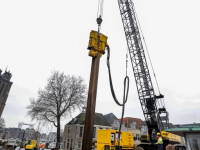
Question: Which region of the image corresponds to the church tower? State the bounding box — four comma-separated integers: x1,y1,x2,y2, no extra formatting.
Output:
0,68,13,117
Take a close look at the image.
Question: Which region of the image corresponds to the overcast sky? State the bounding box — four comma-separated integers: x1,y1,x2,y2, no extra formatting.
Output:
1,0,200,133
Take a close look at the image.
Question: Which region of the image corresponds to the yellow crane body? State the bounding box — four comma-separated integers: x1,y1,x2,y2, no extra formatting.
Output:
139,128,183,150
141,129,181,144
161,131,181,143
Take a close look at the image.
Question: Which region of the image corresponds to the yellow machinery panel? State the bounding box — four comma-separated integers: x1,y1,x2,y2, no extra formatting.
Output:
161,131,181,143
25,140,37,149
88,30,108,57
26,145,34,150
97,129,134,150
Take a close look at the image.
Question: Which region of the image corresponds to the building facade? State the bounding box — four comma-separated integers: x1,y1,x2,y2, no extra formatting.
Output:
48,132,57,142
118,117,145,144
0,69,12,117
63,112,112,150
3,127,24,139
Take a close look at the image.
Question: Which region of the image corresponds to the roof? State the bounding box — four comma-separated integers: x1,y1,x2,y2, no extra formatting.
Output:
175,123,200,128
49,132,56,135
165,128,200,137
121,117,145,129
104,113,118,125
67,112,111,126
165,123,200,136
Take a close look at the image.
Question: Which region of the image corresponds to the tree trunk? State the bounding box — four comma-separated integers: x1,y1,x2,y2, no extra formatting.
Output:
57,116,60,149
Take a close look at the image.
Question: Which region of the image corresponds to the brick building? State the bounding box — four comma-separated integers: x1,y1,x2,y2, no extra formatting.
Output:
0,68,12,117
121,117,146,144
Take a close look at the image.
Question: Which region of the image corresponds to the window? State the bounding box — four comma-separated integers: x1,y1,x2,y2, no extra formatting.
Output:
133,134,140,141
67,139,70,149
141,125,147,135
66,139,73,150
79,127,83,137
135,134,140,140
78,142,81,149
187,133,200,150
70,139,73,149
93,127,96,138
73,118,77,123
116,133,120,140
114,120,120,124
67,127,70,135
130,122,136,129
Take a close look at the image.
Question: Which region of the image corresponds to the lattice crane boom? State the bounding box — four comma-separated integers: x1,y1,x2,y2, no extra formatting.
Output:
117,0,168,140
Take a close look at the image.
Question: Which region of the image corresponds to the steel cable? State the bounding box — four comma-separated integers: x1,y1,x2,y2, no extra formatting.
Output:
97,0,104,18
133,4,166,108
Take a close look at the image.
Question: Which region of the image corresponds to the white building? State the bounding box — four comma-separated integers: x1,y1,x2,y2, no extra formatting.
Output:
63,112,112,150
48,132,57,142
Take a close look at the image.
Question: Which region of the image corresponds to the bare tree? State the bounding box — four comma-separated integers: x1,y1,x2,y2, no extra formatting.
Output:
27,71,87,148
0,118,5,129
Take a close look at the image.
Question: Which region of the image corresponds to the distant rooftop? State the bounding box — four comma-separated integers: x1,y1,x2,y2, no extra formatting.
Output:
162,122,177,129
104,113,118,125
165,123,200,136
121,117,145,129
67,112,111,126
175,123,200,128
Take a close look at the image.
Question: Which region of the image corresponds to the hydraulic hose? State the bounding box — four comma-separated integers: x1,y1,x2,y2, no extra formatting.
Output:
106,46,129,149
106,46,129,106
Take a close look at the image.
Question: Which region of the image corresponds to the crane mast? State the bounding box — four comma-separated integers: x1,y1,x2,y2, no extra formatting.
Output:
117,0,167,139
